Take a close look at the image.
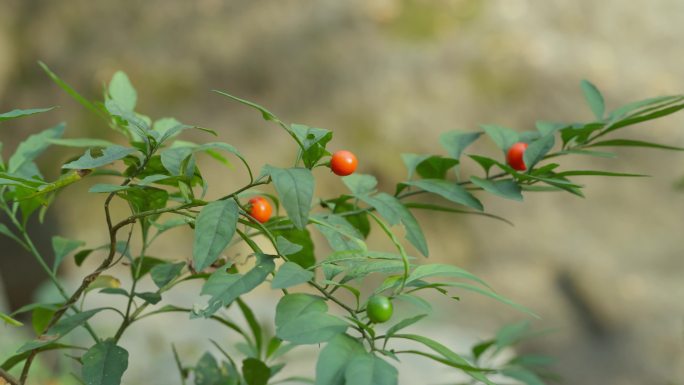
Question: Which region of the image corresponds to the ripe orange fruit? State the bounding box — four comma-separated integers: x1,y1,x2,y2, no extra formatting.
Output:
248,196,272,223
506,142,528,171
330,150,358,176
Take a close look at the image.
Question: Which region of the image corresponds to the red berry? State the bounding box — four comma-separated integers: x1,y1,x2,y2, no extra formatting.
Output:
248,196,272,223
506,142,528,171
330,150,358,176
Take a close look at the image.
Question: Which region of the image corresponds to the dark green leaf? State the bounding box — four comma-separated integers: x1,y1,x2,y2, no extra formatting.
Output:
384,314,428,342
404,179,484,211
360,193,428,256
194,353,231,385
439,131,483,160
62,146,137,169
315,334,365,385
272,228,315,268
197,255,275,317
52,236,86,273
275,294,348,345
415,156,459,179
272,262,314,289
135,292,162,305
469,177,522,201
193,200,239,271
150,262,186,289
522,134,555,170
275,236,303,256
344,354,397,385
482,124,519,153
242,358,270,385
342,174,377,196
266,166,314,229
81,339,129,385
17,308,105,353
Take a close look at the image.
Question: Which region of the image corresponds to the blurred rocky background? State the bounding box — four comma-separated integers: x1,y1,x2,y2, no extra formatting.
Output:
1,0,683,384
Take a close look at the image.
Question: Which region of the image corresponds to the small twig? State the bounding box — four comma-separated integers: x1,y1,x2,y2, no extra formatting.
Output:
0,368,20,385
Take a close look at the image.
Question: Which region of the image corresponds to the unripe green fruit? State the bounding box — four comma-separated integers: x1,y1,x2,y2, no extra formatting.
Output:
366,295,393,323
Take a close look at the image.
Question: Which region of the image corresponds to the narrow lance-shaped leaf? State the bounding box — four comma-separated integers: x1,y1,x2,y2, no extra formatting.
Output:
62,146,137,169
0,107,55,122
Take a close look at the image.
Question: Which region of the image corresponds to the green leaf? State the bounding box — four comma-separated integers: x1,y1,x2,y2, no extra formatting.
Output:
468,154,498,175
315,334,365,385
88,184,129,193
275,236,303,256
150,262,186,289
585,139,684,151
272,262,314,289
0,107,55,122
482,124,519,153
291,124,333,168
580,79,605,120
500,367,546,385
312,214,366,254
609,95,681,120
197,255,275,317
344,354,397,385
242,358,270,385
406,264,489,288
553,170,648,178
236,298,263,358
17,308,105,353
0,311,23,326
469,177,522,201
400,154,430,181
193,200,239,271
9,123,65,173
272,228,315,268
39,61,105,119
439,130,483,160
0,223,24,245
81,339,129,385
390,334,485,373
266,166,314,229
135,292,162,305
360,193,428,256
604,99,684,134
48,138,117,148
415,156,460,179
342,174,377,196
62,146,137,169
52,236,86,273
523,134,555,170
384,314,427,343
404,179,483,211
194,353,231,385
213,90,277,121
275,294,348,345
2,343,84,371
418,281,537,317
108,71,137,112
551,149,616,158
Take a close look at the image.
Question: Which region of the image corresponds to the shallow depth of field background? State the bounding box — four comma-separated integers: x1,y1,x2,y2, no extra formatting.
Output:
1,1,684,384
